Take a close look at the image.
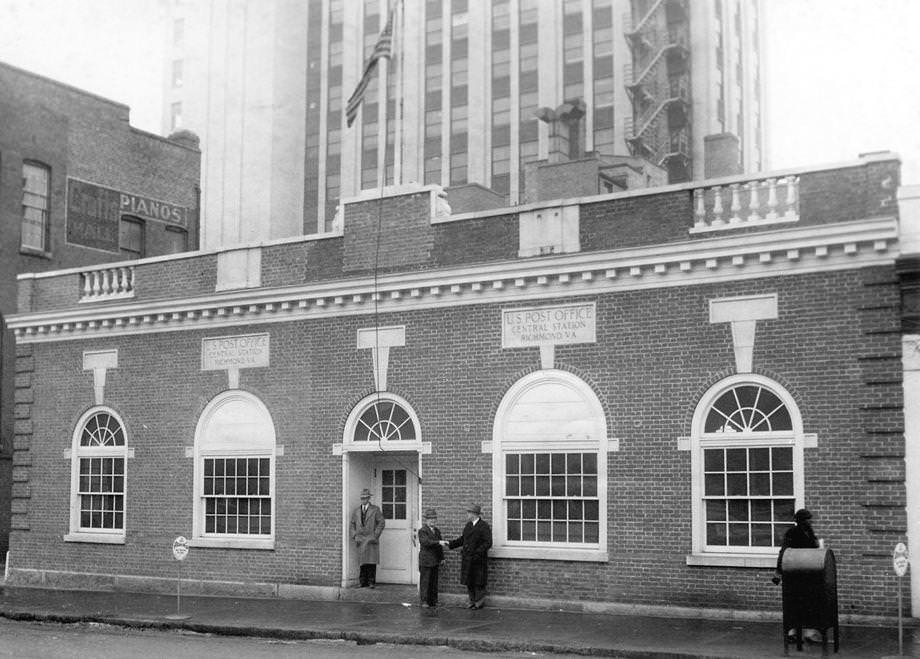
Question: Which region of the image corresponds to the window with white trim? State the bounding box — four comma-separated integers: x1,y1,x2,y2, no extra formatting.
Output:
690,375,803,563
353,400,416,442
491,370,609,561
193,391,276,549
67,408,128,543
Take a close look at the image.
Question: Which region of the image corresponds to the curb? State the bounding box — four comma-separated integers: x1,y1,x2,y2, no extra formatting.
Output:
0,607,740,659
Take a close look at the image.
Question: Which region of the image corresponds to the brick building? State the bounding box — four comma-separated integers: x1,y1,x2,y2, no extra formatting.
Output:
6,152,917,620
0,61,201,559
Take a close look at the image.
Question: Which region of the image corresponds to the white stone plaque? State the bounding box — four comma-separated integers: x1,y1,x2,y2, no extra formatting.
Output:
201,333,270,371
502,302,596,348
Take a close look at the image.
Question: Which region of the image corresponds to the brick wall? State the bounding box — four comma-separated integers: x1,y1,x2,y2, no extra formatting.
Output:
9,265,905,616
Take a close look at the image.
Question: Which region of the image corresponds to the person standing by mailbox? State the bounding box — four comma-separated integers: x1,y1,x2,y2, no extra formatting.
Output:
773,508,823,643
442,503,492,609
417,508,444,608
773,508,819,583
351,488,385,588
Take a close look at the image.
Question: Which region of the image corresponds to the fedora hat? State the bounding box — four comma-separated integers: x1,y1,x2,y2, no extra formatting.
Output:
466,503,482,515
423,508,438,519
360,488,372,498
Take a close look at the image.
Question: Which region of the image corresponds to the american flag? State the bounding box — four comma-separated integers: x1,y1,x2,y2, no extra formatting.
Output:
345,9,394,128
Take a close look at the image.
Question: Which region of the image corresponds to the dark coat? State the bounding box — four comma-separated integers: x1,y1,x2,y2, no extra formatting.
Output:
447,519,492,586
418,523,444,568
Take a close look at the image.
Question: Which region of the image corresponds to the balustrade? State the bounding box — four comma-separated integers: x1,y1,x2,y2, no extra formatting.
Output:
692,177,799,232
80,266,136,302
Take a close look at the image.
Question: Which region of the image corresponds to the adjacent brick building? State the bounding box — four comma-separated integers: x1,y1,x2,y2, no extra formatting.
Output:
6,152,916,621
0,61,201,559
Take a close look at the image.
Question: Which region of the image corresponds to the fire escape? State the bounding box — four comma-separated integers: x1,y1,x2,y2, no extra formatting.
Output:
623,0,691,183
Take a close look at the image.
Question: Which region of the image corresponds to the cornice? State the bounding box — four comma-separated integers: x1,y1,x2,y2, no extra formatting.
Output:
8,217,898,344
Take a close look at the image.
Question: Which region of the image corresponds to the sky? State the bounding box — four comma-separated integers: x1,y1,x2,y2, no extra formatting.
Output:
0,0,918,183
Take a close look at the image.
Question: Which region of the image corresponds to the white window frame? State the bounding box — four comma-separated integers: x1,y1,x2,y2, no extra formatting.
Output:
687,374,805,568
342,392,425,454
490,369,609,562
65,407,128,544
192,390,276,550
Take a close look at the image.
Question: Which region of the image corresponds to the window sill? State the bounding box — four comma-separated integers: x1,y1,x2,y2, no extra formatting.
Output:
190,537,275,550
19,246,52,259
490,545,608,562
685,553,777,568
64,532,125,545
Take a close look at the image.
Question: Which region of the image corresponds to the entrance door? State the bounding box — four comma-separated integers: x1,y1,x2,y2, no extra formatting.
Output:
375,461,418,584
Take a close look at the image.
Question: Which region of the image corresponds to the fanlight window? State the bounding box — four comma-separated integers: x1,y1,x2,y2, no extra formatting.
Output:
704,385,792,434
353,401,416,442
81,412,126,447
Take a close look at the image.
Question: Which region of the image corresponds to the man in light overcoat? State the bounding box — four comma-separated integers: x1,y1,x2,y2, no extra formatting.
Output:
350,488,385,587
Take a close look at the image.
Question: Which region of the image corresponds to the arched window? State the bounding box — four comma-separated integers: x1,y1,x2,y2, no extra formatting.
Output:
343,393,422,450
192,391,276,549
354,400,416,442
689,375,805,566
490,370,610,562
66,407,128,544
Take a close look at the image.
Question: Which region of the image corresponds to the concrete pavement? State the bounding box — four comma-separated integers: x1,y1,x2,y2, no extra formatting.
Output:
0,584,916,658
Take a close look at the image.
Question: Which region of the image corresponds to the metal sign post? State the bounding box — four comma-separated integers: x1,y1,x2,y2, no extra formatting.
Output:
165,536,191,621
883,542,910,659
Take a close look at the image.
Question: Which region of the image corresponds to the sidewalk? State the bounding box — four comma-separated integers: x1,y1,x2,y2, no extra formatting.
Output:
0,583,916,658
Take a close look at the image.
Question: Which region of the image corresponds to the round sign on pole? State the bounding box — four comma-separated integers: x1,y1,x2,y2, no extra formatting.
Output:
172,535,189,561
893,542,909,577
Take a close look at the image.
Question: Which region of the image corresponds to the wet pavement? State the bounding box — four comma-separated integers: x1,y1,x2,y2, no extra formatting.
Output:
0,584,916,658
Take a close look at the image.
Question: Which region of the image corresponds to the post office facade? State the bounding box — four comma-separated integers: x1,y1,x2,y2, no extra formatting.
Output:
8,153,918,619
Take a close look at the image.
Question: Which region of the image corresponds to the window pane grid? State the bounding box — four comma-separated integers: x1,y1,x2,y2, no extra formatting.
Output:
78,457,125,530
203,457,271,535
381,468,407,520
703,446,793,548
504,452,599,544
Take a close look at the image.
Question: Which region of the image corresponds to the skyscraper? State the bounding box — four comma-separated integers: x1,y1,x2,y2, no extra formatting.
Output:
165,0,764,248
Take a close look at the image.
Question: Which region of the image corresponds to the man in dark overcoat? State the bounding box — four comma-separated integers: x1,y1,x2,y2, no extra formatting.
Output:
350,488,385,587
443,503,492,609
417,508,444,607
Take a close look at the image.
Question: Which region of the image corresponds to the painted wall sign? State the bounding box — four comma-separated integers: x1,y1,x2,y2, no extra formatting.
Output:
502,302,596,348
201,333,270,371
66,178,190,251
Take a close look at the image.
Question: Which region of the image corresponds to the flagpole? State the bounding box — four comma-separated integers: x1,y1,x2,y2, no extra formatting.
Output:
394,0,404,187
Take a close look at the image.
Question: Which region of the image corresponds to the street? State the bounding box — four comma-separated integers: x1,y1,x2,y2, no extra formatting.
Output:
0,618,579,659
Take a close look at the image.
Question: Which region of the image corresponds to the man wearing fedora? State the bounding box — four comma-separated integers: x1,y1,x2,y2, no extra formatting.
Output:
350,488,385,588
442,503,492,609
417,508,444,608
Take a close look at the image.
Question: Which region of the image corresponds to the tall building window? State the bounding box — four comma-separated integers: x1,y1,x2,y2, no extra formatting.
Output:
66,408,128,544
449,1,469,185
517,0,540,199
490,0,512,196
592,0,615,154
193,391,277,549
21,161,50,252
491,369,611,562
424,0,444,185
562,0,584,101
172,60,183,88
689,375,805,565
360,1,384,190
170,102,182,130
173,18,184,47
119,216,145,259
324,0,345,228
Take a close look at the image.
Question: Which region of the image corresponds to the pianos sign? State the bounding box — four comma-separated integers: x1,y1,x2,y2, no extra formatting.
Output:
66,178,191,252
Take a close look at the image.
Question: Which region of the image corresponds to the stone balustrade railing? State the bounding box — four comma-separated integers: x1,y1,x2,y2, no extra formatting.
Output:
80,266,136,302
691,176,799,233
